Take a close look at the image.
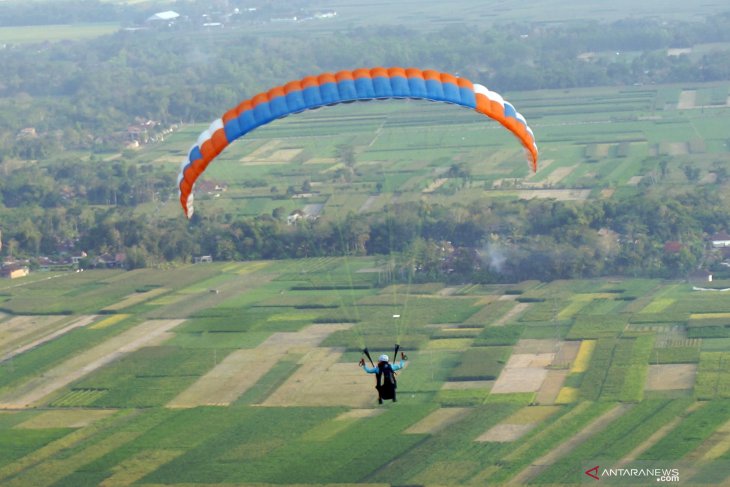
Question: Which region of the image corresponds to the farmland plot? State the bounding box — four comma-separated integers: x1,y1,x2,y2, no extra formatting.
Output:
168,324,351,407
0,319,184,408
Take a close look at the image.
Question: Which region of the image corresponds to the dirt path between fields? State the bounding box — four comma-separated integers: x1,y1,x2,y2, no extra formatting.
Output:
422,178,448,193
406,407,472,434
508,403,632,485
0,319,183,409
516,189,591,201
677,90,696,109
493,303,529,326
359,195,378,213
0,315,97,363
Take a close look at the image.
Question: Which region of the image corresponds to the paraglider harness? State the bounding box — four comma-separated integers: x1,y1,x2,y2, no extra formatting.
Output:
362,346,407,404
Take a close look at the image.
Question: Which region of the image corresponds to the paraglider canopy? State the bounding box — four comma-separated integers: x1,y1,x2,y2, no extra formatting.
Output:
177,66,538,218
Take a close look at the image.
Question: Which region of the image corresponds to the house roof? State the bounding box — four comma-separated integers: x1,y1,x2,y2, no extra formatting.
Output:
710,231,730,241
1,264,28,274
690,269,712,277
664,241,683,253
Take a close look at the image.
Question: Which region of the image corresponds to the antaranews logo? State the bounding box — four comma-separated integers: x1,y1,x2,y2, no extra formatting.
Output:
583,464,680,483
585,466,600,480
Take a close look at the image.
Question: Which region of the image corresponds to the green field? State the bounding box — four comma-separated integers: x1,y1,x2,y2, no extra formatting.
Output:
0,23,121,44
118,78,730,224
317,0,730,25
1,262,730,485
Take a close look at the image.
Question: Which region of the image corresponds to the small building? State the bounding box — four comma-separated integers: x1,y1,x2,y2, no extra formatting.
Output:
194,255,213,263
667,48,692,57
664,241,683,254
710,232,730,248
16,127,37,139
95,253,126,268
690,269,713,283
196,180,227,193
287,212,303,225
1,265,29,279
146,11,180,23
315,11,337,19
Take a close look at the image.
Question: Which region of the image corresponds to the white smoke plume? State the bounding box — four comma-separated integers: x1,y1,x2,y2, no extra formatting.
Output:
478,242,507,273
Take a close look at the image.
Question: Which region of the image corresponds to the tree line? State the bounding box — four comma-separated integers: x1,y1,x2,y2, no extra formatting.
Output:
2,9,730,159
3,179,727,281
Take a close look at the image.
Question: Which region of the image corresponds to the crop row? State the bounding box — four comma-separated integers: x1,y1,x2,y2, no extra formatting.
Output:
534,397,694,483
567,314,630,339
695,352,730,399
50,388,108,408
638,399,730,460
487,401,615,484
602,335,654,402
145,405,427,484
372,404,517,484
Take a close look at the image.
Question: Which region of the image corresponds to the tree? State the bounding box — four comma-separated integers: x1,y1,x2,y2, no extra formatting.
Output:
336,144,356,167
272,207,287,220
659,158,670,179
683,165,701,182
